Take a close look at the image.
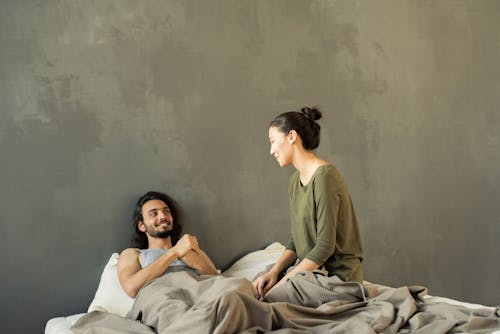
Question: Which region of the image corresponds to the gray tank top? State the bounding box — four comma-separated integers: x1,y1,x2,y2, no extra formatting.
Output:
139,248,197,275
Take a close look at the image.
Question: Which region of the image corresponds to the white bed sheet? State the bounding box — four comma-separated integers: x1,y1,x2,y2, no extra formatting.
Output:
45,313,85,334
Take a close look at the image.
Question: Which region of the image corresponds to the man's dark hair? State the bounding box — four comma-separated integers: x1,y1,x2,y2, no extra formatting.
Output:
132,191,183,249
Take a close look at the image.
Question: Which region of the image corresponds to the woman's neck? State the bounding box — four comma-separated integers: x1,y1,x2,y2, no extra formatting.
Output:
292,150,329,186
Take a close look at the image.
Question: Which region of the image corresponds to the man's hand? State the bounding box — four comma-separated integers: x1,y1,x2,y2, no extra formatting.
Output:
173,234,200,257
252,270,279,300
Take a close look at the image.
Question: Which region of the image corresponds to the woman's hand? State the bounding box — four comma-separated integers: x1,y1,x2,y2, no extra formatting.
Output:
252,249,298,300
267,274,289,294
254,257,321,299
252,270,279,300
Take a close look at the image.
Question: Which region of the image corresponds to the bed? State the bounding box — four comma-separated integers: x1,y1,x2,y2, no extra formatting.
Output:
45,242,499,334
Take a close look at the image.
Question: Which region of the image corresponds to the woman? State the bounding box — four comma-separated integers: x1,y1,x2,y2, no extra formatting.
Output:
253,107,364,299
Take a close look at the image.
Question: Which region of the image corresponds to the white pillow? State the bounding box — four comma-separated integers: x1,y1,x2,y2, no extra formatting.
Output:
223,242,285,281
87,253,135,317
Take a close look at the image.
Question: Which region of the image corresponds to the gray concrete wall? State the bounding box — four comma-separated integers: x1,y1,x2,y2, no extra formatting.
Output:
1,1,499,332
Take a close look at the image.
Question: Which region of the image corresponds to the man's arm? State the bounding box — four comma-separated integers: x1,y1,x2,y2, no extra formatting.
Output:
117,234,199,298
118,248,179,298
181,249,218,275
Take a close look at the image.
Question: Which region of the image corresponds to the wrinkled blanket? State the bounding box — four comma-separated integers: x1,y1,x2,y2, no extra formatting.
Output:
71,271,500,334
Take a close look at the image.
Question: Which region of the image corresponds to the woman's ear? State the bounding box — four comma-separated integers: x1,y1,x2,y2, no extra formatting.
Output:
288,130,298,144
138,221,146,232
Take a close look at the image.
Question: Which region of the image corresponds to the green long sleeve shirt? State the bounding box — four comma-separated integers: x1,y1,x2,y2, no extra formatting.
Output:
286,165,364,283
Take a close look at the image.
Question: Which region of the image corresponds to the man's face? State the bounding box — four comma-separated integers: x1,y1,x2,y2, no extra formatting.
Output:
139,199,174,239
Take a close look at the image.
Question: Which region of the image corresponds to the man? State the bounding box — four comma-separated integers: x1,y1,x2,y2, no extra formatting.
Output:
118,191,218,298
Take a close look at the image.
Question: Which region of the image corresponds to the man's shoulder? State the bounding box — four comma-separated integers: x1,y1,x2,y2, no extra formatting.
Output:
121,247,141,254
119,248,141,261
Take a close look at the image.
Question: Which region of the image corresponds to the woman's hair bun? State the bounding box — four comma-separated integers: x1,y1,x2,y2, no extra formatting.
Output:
301,107,322,121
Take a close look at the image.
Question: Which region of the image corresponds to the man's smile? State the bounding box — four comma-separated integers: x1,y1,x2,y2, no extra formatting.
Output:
156,221,171,227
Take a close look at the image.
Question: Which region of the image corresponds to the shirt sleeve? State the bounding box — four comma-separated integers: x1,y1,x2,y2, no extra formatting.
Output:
286,172,298,252
305,173,340,266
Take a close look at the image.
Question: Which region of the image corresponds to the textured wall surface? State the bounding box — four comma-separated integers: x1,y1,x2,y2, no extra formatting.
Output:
1,1,499,333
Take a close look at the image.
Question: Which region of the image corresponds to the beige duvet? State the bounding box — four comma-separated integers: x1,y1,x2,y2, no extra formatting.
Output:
71,271,500,334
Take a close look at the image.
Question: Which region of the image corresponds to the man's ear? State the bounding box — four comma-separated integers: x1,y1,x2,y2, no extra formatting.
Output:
138,221,146,232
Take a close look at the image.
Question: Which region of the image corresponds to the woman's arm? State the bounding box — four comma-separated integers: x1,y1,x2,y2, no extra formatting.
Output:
268,249,298,275
271,257,320,290
304,174,340,267
252,249,297,298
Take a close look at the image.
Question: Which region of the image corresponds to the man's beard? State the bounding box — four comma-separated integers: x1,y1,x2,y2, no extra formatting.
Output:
150,230,172,239
144,225,172,239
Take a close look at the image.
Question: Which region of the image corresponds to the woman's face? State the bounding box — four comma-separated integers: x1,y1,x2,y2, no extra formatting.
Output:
269,126,293,167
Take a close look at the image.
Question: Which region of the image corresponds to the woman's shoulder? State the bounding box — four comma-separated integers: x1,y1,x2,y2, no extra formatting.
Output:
313,164,346,188
316,164,341,177
288,170,301,183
